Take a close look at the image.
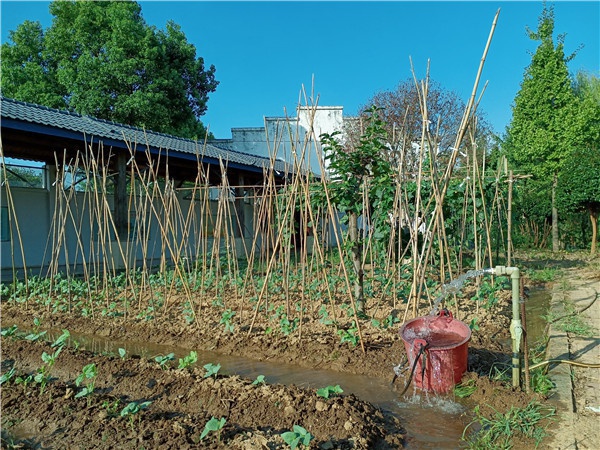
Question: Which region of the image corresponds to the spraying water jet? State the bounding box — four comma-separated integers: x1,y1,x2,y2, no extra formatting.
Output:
395,266,524,394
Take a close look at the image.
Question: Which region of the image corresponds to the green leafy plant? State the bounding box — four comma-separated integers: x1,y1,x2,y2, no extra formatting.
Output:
200,416,226,441
118,348,127,359
219,309,236,333
52,329,70,348
102,398,121,418
75,363,97,405
252,375,266,385
178,350,198,369
25,317,47,342
14,373,34,391
35,347,62,394
282,425,313,449
469,318,480,331
1,324,18,337
316,384,343,399
203,363,221,379
154,352,175,369
120,400,152,430
1,367,16,385
337,321,359,347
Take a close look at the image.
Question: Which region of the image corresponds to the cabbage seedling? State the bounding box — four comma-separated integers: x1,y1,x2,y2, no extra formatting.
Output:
75,363,97,405
200,416,226,441
178,351,198,369
203,363,221,379
316,385,343,399
282,425,313,449
120,400,152,430
154,353,175,369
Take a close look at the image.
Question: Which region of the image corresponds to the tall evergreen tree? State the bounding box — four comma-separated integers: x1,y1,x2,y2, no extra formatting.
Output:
1,0,218,140
504,4,582,251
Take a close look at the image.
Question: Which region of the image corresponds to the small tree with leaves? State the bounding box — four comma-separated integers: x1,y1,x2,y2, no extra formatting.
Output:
317,106,395,313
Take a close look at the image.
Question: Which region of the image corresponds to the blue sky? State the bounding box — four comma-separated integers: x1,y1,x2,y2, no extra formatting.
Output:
2,1,599,139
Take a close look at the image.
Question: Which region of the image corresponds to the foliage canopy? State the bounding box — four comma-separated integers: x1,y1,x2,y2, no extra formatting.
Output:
1,0,218,140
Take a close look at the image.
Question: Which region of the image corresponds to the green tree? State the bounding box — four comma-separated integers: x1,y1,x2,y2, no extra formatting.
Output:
317,107,395,313
504,4,583,251
557,147,600,254
1,0,218,140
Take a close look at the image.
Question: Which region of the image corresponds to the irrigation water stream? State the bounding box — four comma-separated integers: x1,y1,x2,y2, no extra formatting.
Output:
11,288,550,449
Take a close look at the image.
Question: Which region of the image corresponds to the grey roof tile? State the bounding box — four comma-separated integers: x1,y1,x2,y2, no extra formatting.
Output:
1,97,291,174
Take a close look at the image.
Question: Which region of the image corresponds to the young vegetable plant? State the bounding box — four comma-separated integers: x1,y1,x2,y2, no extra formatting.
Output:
1,324,18,337
337,321,359,347
154,352,175,369
120,400,152,430
316,384,343,399
178,350,198,369
52,329,70,348
203,363,221,379
282,425,313,449
118,348,127,360
35,347,62,394
200,416,226,441
219,309,236,333
75,363,97,405
252,375,266,386
1,367,16,385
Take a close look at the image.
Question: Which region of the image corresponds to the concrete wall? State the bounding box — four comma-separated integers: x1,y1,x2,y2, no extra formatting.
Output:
0,166,258,282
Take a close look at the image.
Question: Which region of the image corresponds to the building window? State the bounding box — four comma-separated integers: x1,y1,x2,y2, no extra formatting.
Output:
1,158,47,189
1,207,9,242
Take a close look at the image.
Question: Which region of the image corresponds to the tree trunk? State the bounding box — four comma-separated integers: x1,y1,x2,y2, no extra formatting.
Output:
589,208,598,255
552,173,559,252
348,212,364,313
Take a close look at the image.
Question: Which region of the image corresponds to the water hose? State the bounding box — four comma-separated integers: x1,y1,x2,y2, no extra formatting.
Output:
528,359,600,371
392,340,429,396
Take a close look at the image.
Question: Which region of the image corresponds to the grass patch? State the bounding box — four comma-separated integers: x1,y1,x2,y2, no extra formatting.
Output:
463,401,555,449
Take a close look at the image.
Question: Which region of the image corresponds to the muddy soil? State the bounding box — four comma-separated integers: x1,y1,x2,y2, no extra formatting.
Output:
3,254,595,449
1,337,404,449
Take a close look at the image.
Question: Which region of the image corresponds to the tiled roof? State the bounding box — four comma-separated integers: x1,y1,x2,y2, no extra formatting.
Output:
1,97,290,174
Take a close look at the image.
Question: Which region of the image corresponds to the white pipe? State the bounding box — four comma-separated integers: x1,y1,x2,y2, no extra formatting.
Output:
491,266,522,389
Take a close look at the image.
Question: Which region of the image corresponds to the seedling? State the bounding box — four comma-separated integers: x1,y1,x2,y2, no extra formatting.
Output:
178,350,198,369
101,398,121,417
468,318,480,331
337,321,359,347
1,367,16,385
219,309,236,333
200,416,226,441
282,425,313,449
316,384,343,399
36,347,62,393
203,363,221,379
15,374,34,391
154,352,175,369
252,375,266,385
120,400,152,430
75,363,97,405
118,348,127,359
52,329,70,348
1,324,18,337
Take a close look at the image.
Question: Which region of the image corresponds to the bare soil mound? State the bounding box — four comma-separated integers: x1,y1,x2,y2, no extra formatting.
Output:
1,337,404,449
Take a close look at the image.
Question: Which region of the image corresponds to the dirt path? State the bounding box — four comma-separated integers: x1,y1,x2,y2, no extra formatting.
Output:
544,262,600,449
